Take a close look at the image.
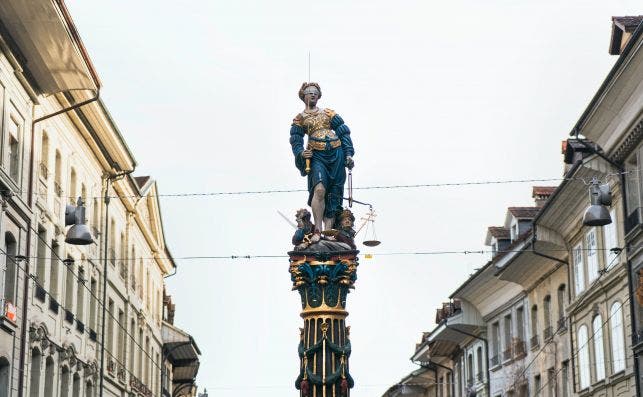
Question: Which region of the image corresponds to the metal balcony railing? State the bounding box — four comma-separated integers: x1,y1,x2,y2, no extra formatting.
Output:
109,248,116,267
48,298,59,314
557,317,567,331
513,340,526,357
54,181,63,197
490,354,499,367
39,163,49,179
503,347,513,361
544,326,554,341
477,372,483,382
530,335,539,349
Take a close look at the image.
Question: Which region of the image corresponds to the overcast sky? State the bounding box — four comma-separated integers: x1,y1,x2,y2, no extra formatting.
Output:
66,1,641,395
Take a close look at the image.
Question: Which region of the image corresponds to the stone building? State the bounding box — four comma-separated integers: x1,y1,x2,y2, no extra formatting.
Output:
0,1,200,396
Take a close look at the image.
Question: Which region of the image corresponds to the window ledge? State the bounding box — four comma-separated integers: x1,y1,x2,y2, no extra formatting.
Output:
490,364,502,372
0,316,17,332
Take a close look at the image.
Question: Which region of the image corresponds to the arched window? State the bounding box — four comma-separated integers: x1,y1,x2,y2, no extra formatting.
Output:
80,184,87,205
109,220,116,266
72,372,80,397
65,256,75,310
130,247,136,291
592,315,605,381
0,356,10,396
92,197,99,233
29,348,41,397
50,241,60,299
85,381,93,397
610,302,626,373
3,232,17,303
557,284,566,327
60,366,70,397
577,325,590,389
467,353,473,385
543,295,552,339
531,305,539,346
54,150,62,197
44,356,54,396
476,346,483,381
69,167,77,204
40,132,49,178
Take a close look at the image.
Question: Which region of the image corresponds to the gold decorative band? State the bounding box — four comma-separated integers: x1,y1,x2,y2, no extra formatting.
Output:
301,308,348,318
308,139,341,151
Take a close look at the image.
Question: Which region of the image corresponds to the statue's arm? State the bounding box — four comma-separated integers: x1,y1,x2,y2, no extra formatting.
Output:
331,114,355,157
290,118,307,176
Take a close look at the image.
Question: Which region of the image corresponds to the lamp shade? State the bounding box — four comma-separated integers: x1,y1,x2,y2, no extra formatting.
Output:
65,224,94,245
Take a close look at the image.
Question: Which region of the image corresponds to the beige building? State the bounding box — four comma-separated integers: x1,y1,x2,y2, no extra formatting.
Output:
0,1,200,396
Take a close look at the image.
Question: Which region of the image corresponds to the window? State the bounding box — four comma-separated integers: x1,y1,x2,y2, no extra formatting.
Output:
118,309,125,362
531,305,539,346
561,361,570,397
29,349,41,397
35,227,47,286
586,229,599,283
69,167,77,204
625,152,640,217
54,151,62,197
90,278,97,330
516,306,525,342
130,319,136,373
64,257,75,310
76,266,84,323
557,285,566,326
592,315,605,381
534,374,541,397
3,232,17,304
543,296,552,338
0,357,10,396
491,322,500,364
60,366,70,397
573,243,585,295
44,357,54,396
50,242,59,299
603,209,619,267
72,373,80,397
504,314,512,359
107,299,114,353
547,368,555,397
577,325,590,389
476,346,483,381
467,353,473,385
40,132,49,179
6,113,22,183
610,302,626,373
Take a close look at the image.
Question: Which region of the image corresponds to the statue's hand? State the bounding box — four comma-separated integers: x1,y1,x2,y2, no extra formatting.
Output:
345,156,354,169
301,150,313,159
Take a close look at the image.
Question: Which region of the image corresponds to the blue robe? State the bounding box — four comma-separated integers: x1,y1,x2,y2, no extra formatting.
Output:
290,113,355,219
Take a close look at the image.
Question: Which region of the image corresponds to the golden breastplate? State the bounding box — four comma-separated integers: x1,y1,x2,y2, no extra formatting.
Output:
302,112,338,141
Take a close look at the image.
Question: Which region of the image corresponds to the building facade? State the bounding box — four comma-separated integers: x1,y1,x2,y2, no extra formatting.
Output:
0,1,201,396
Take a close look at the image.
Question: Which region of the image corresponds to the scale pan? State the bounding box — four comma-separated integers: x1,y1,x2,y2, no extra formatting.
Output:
363,240,381,247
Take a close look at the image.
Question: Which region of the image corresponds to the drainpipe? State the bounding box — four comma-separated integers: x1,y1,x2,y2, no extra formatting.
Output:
443,323,489,397
574,136,640,397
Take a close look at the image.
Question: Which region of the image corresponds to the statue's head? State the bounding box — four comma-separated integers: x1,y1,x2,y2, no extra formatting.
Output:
337,209,355,229
295,208,312,228
299,82,321,106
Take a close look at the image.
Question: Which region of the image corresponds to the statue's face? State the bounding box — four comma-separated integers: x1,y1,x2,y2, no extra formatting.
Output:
340,216,353,229
303,86,319,107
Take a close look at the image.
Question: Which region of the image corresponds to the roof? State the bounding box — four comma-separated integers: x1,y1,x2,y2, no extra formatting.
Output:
134,176,151,190
487,226,510,239
532,186,556,197
0,0,100,93
508,207,540,218
613,16,643,31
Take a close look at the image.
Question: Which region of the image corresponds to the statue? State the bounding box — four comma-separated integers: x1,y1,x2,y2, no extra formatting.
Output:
289,82,355,234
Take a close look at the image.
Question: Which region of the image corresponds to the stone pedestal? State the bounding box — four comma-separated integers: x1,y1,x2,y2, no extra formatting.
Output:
289,250,358,397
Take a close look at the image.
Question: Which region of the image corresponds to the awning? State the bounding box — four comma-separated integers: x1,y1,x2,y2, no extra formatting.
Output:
0,0,100,94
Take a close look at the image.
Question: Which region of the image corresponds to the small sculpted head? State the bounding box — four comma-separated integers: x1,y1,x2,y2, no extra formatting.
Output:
295,208,312,229
337,209,355,230
299,82,321,107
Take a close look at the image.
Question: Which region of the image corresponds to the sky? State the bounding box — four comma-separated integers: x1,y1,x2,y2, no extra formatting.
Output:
65,1,641,395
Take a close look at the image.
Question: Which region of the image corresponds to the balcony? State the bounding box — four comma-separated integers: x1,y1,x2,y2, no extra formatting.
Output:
130,374,153,397
117,365,126,384
107,357,115,375
490,355,500,367
35,285,46,302
48,298,59,314
503,347,513,361
530,335,539,350
130,274,137,291
64,309,74,324
53,181,63,197
39,162,49,180
557,317,567,332
544,326,554,341
513,340,526,358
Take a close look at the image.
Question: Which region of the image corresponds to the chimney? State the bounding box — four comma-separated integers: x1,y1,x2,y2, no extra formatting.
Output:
609,16,643,55
532,186,556,207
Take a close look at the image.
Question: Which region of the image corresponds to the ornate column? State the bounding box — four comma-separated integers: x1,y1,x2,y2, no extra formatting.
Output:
289,251,358,397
